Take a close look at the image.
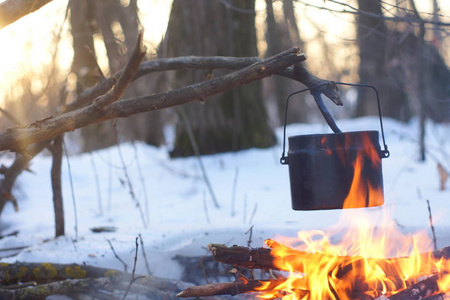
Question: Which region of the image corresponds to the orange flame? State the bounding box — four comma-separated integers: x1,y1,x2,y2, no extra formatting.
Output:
342,132,383,209
257,133,448,299
259,223,448,299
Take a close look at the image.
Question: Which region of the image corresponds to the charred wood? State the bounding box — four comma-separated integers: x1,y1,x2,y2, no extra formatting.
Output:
387,274,441,300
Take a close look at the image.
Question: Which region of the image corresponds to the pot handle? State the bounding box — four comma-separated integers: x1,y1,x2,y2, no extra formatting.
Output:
280,82,390,165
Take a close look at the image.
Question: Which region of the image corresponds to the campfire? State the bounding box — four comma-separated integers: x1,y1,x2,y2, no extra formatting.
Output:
177,214,450,300
177,87,448,299
177,134,449,299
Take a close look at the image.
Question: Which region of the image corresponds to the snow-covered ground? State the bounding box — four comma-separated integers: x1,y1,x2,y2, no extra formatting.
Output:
0,117,449,281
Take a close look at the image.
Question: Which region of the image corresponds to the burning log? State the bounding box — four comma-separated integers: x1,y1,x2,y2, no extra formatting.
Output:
176,243,450,299
387,274,440,300
208,243,450,273
177,269,288,298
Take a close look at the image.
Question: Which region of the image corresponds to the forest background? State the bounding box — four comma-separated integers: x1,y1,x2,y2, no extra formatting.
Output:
0,0,448,235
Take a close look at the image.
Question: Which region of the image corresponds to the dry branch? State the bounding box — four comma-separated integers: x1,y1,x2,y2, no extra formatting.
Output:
177,268,288,298
0,47,305,152
0,0,54,29
0,47,340,219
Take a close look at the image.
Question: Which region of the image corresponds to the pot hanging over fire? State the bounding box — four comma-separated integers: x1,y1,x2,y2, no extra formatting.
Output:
280,82,390,210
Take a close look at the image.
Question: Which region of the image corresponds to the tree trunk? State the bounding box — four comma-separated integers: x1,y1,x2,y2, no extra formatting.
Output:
72,0,164,151
50,134,64,237
167,0,276,157
356,0,411,121
265,0,307,126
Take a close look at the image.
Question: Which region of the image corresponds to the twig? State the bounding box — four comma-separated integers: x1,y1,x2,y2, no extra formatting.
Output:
113,124,147,228
0,245,28,252
132,141,150,222
89,152,103,215
198,257,210,284
84,45,106,81
177,108,220,209
249,202,258,225
203,190,211,224
0,230,19,240
107,149,113,211
427,199,438,251
63,141,78,241
92,32,146,108
138,234,151,275
122,237,140,300
243,194,247,224
246,225,254,247
107,239,129,272
231,167,239,217
0,107,22,126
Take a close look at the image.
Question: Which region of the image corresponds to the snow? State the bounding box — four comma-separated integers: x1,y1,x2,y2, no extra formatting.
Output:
0,117,449,282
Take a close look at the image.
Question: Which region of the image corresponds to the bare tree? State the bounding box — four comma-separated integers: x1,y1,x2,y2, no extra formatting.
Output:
166,0,276,157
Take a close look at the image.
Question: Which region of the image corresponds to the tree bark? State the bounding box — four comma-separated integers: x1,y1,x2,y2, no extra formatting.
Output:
167,0,276,157
69,0,98,89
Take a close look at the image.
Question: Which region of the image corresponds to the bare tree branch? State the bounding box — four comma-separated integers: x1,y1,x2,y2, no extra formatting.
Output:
296,0,450,27
0,47,308,152
0,47,340,218
0,0,54,29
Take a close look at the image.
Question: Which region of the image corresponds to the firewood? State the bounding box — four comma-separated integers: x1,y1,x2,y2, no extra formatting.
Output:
208,243,276,270
387,274,440,300
209,242,450,273
176,278,287,298
177,268,294,298
206,243,450,299
422,293,447,300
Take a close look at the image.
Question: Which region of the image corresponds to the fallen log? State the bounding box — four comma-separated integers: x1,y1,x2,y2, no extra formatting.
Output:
0,261,192,300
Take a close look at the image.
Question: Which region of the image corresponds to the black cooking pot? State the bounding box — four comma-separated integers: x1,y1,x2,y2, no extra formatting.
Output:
280,83,390,210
